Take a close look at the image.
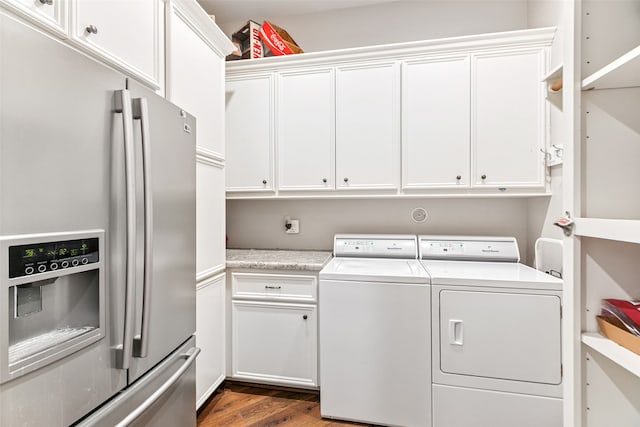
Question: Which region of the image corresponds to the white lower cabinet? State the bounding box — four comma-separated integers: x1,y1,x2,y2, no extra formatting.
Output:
228,271,318,388
231,301,317,387
195,273,226,409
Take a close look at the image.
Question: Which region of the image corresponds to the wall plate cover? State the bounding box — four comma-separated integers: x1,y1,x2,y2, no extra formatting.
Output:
411,208,428,223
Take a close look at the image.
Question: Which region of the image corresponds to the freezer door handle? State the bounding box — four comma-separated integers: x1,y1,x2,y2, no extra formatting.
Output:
132,97,153,359
448,319,464,346
115,347,200,427
114,89,137,370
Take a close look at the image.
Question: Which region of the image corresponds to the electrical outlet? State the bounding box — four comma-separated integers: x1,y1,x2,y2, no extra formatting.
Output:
285,219,299,234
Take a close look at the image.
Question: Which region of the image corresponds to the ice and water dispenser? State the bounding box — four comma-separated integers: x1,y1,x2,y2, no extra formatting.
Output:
0,230,105,383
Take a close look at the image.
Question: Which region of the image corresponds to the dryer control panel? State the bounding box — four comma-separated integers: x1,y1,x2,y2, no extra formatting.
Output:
419,236,520,262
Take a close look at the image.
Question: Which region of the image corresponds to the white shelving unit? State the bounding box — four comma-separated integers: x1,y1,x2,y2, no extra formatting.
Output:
575,218,640,245
566,1,640,426
582,333,640,379
542,63,563,110
582,44,640,90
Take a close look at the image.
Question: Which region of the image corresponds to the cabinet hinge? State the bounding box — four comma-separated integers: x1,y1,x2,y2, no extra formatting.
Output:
561,364,563,377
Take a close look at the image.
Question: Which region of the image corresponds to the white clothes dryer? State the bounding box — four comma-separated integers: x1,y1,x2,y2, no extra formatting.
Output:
419,235,563,427
319,234,431,427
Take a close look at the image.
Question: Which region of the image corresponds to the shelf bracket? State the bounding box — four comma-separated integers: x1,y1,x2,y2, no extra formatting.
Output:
554,211,574,236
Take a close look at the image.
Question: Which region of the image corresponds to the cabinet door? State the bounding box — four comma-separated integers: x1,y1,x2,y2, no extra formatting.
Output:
1,0,67,36
403,56,470,189
167,1,228,157
277,69,334,191
226,75,274,192
472,49,546,187
231,300,317,387
335,62,400,190
196,162,225,277
71,0,163,88
196,273,225,408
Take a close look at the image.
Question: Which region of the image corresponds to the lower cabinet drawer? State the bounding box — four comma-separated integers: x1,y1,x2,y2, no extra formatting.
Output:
231,272,317,302
231,300,317,388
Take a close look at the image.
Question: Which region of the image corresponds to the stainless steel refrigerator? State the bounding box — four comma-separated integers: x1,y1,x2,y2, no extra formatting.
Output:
0,12,198,427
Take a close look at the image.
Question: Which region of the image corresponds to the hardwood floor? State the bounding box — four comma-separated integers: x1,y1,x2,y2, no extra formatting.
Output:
197,382,372,427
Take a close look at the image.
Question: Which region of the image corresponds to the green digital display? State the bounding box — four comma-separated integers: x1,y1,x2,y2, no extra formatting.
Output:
9,237,99,278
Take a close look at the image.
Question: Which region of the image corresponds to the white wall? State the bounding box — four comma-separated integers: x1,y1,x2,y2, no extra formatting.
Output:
217,1,528,52
525,0,565,268
227,198,532,261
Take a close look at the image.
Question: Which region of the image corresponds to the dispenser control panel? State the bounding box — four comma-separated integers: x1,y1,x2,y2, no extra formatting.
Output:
9,237,99,278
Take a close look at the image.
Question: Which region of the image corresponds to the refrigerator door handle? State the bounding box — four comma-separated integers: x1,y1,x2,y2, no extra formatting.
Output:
114,89,138,371
132,97,153,359
114,347,200,427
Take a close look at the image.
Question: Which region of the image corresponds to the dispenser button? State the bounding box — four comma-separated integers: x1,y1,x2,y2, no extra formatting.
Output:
37,264,47,273
81,257,89,265
61,261,69,268
25,266,35,275
71,259,79,267
50,262,59,270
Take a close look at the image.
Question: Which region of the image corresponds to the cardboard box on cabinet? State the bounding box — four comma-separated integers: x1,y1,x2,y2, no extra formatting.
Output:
227,20,264,61
260,21,304,56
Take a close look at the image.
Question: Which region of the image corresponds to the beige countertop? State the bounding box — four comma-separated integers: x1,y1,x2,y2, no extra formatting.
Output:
226,249,333,271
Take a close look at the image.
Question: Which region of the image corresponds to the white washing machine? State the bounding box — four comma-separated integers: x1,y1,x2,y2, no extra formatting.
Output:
419,236,563,427
319,234,431,427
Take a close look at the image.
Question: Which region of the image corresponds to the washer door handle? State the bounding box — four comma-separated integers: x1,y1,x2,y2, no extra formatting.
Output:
448,319,464,346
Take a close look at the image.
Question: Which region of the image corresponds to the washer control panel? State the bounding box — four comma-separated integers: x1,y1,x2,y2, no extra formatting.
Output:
334,235,418,259
9,237,99,278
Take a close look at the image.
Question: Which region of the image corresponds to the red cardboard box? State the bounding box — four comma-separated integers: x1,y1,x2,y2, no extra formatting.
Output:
259,21,303,56
227,20,263,60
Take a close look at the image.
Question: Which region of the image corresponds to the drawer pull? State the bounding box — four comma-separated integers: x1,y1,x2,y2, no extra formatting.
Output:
265,285,281,290
303,315,308,320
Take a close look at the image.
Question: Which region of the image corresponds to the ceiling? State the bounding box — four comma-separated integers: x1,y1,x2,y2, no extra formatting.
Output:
197,0,400,25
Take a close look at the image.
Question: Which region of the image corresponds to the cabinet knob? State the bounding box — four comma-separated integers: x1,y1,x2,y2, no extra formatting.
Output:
86,25,99,35
481,174,487,180
456,175,461,181
303,315,308,320
262,179,267,185
39,0,53,5
322,178,327,183
343,177,349,183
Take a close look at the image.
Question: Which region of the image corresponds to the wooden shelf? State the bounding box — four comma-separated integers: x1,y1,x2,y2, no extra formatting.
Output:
542,64,563,110
583,332,640,378
582,44,640,90
574,218,640,244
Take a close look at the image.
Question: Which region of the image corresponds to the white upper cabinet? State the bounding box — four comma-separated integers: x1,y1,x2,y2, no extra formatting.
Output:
226,75,274,192
402,56,471,189
277,69,335,191
70,0,163,89
472,48,546,188
166,0,233,158
225,27,554,198
1,0,67,36
335,62,400,190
